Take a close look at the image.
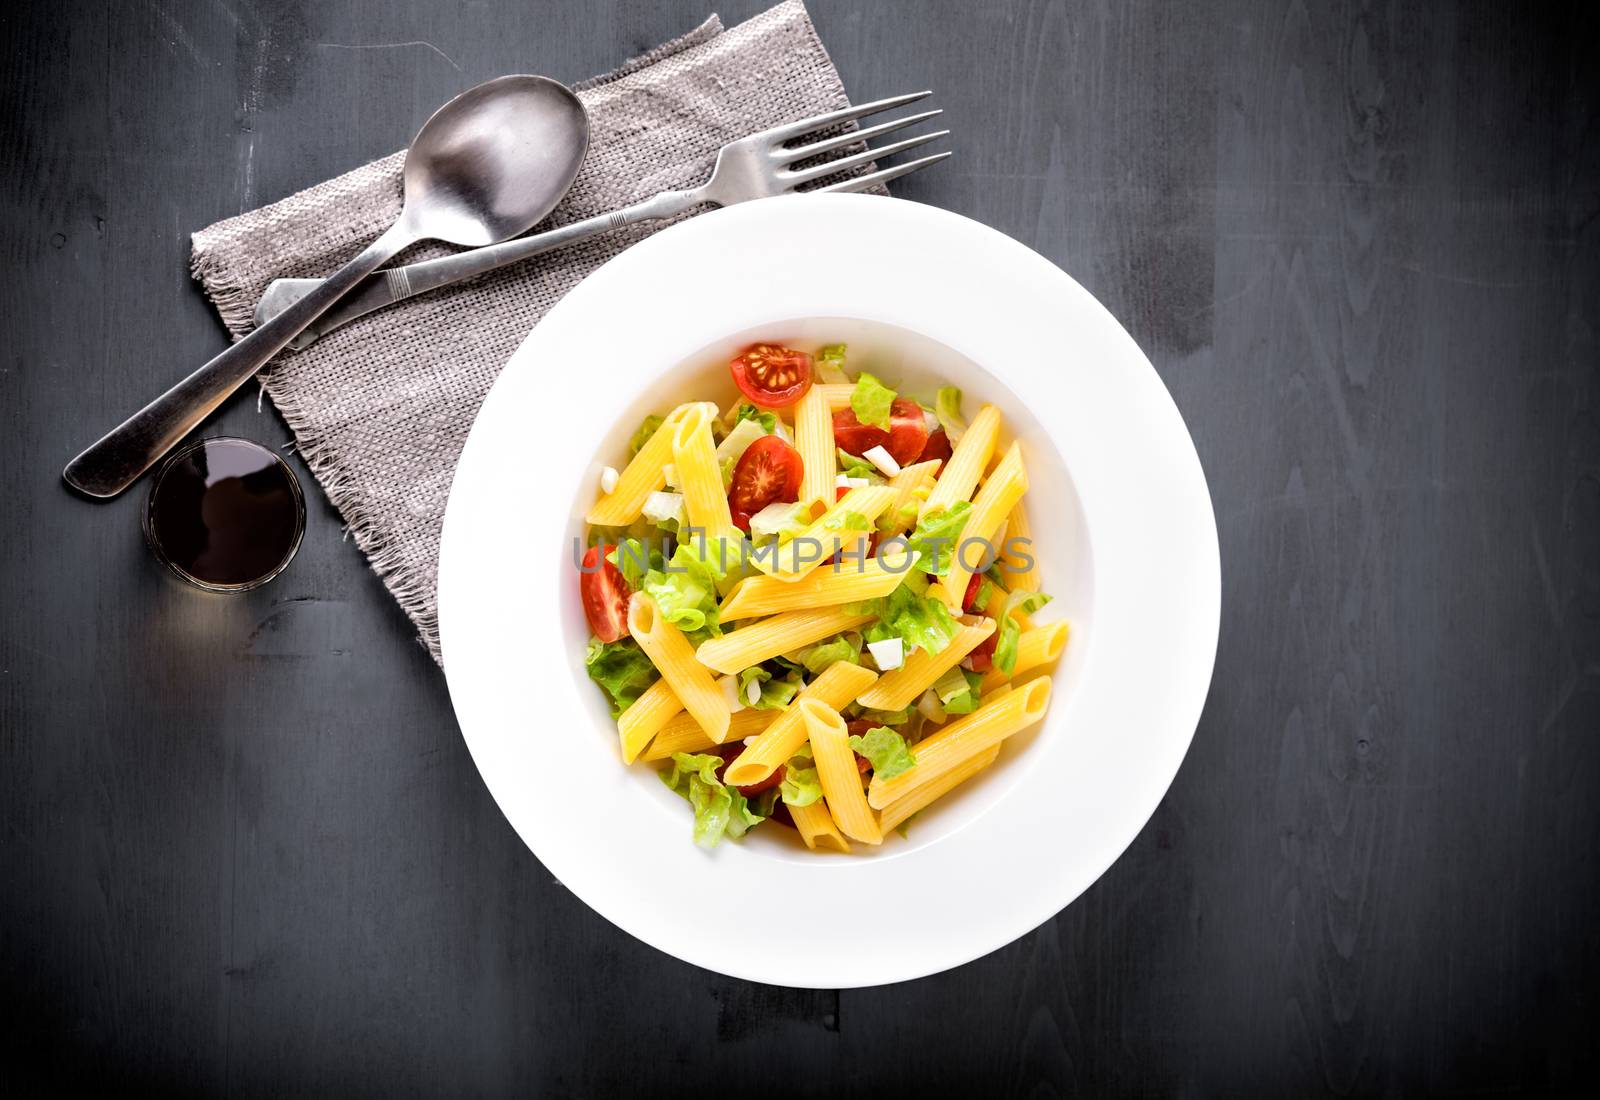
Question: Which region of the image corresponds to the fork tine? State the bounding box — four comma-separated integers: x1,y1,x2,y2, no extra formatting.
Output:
786,131,950,185
810,151,952,194
762,90,933,144
776,109,944,163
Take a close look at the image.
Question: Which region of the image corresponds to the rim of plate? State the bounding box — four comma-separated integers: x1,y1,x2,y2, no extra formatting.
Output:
438,193,1220,988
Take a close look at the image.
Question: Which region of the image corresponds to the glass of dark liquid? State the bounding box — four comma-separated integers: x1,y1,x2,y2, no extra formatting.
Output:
143,437,306,592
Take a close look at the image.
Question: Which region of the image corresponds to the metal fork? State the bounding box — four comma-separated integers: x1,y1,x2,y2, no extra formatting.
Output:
254,91,950,349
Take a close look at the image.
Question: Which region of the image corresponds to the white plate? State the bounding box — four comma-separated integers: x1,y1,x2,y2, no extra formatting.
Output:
438,194,1219,988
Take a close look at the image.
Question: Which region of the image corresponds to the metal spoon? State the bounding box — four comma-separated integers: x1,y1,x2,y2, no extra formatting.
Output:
63,74,589,499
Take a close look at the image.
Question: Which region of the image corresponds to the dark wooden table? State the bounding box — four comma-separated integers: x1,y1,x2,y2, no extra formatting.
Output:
4,1,1596,1094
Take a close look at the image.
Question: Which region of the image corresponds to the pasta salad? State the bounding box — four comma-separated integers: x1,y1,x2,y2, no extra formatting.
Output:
578,342,1067,852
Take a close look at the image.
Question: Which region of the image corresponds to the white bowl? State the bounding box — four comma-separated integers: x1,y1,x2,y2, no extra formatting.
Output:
439,194,1219,987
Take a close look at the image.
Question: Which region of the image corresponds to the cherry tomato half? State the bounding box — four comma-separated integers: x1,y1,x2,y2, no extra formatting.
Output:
963,572,984,613
580,543,631,643
965,632,997,673
729,344,814,408
832,397,929,467
919,428,953,470
728,435,805,530
737,765,786,798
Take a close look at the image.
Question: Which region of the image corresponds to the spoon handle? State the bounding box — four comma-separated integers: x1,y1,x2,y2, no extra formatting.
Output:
257,189,708,349
64,220,419,499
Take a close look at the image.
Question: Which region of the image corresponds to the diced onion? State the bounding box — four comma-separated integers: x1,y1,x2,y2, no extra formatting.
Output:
916,688,947,724
866,637,904,671
862,445,901,477
599,465,619,494
836,474,869,489
718,674,746,713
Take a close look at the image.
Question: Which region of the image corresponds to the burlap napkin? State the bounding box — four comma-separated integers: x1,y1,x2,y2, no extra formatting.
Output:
190,0,878,662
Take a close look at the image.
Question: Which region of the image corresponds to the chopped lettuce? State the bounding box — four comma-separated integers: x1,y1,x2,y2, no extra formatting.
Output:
585,637,658,717
907,501,972,576
738,664,804,710
660,752,765,848
780,749,823,807
856,704,917,727
815,343,851,384
749,500,811,543
716,416,770,465
865,581,958,656
934,387,966,442
733,402,778,433
848,726,917,780
817,509,869,535
850,371,897,430
932,665,980,715
794,633,862,675
637,538,733,641
606,538,660,590
628,414,664,456
993,590,1055,676
837,447,880,482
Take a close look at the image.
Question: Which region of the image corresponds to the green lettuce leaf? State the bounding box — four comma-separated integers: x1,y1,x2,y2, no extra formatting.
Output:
733,402,778,433
817,509,869,535
856,704,916,727
584,637,659,717
638,538,733,640
738,664,804,710
837,448,880,482
606,538,660,591
848,726,917,780
815,343,850,383
750,500,812,544
933,665,979,715
865,581,959,656
629,414,664,456
934,386,966,442
850,371,897,430
993,590,1054,676
794,633,862,675
660,752,765,848
779,749,823,806
907,502,972,576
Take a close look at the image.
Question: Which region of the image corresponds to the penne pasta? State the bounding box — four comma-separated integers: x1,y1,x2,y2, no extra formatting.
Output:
878,459,941,538
694,605,876,675
999,501,1040,592
816,383,855,412
980,621,1070,694
723,662,879,787
920,404,1000,518
789,798,851,852
940,441,1028,610
628,594,730,743
800,700,882,844
617,677,682,764
855,618,997,713
867,677,1050,809
718,550,916,620
586,402,711,526
671,403,735,539
639,707,777,761
794,385,835,512
749,485,897,583
878,744,1001,834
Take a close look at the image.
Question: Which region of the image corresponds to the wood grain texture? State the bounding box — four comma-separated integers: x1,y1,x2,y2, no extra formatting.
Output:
2,0,1596,1094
